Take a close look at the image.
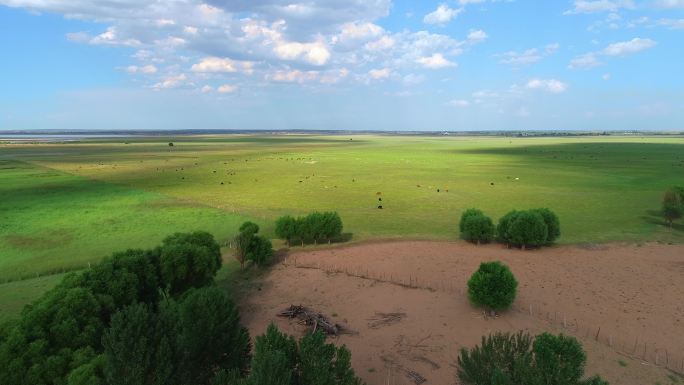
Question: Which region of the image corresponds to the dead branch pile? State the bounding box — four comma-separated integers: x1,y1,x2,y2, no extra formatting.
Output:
277,305,351,336
367,312,407,329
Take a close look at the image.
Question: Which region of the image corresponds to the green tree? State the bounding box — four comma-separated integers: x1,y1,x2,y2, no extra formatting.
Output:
275,216,297,246
461,213,495,244
247,236,274,267
102,303,180,385
467,261,518,311
321,212,343,244
457,331,608,385
662,188,683,228
457,331,533,385
159,231,222,295
247,324,298,385
177,287,251,385
460,209,485,233
496,211,520,246
507,211,548,250
531,208,561,244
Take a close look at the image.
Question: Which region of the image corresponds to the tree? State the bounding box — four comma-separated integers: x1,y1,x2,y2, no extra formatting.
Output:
101,303,180,385
467,261,518,311
321,212,343,244
159,232,222,295
457,331,608,385
235,222,274,268
238,324,362,385
460,209,485,234
305,212,326,244
177,287,251,385
461,213,495,244
507,211,548,250
662,188,683,228
247,236,274,267
531,208,561,244
457,331,533,385
496,211,520,246
275,216,297,246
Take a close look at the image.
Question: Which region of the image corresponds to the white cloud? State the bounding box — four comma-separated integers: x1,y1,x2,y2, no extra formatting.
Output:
602,73,611,80
152,74,187,90
423,4,462,25
525,79,568,93
368,68,392,80
568,53,603,69
217,84,238,93
497,43,559,67
125,65,158,74
459,0,486,4
403,73,425,85
416,53,456,69
266,70,319,83
364,36,395,51
654,0,684,8
201,85,213,93
466,30,488,44
191,57,255,74
602,38,656,56
338,22,383,40
449,99,470,107
564,0,635,14
657,18,684,29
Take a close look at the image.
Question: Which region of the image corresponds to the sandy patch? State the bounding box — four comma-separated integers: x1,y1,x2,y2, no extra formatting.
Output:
239,241,684,385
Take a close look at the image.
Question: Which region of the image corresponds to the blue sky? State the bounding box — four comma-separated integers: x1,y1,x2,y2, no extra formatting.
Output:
1,0,683,131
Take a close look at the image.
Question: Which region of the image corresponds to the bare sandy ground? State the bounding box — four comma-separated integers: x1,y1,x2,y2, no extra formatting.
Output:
239,241,684,385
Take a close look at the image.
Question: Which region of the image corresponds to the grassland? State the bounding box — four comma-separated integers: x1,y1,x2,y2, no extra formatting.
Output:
1,134,683,319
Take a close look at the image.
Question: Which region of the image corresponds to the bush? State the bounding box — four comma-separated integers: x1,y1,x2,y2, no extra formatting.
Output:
531,208,561,244
496,210,519,245
457,331,608,385
663,188,683,228
461,212,495,244
460,209,485,233
507,211,548,249
467,261,518,311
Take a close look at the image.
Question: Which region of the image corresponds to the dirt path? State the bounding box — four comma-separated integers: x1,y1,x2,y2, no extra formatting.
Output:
239,241,684,385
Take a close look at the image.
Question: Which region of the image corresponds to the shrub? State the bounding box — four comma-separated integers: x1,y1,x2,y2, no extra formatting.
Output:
663,188,683,228
467,261,518,311
496,210,519,245
507,211,548,249
457,331,608,385
531,208,561,244
461,213,495,244
460,209,485,233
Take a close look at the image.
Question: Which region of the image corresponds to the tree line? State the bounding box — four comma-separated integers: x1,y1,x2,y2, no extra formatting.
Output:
460,208,560,249
0,231,362,385
275,212,343,246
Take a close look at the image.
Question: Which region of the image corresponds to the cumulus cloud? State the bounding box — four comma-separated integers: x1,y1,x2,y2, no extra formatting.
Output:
368,68,392,80
569,38,656,70
416,53,457,69
525,79,568,93
152,74,188,90
497,43,559,67
564,0,635,14
423,4,462,25
217,84,238,93
125,65,158,74
191,57,255,73
466,30,488,44
602,37,656,55
449,99,470,107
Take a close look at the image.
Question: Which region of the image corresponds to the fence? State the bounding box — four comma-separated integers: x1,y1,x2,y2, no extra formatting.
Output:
286,257,684,376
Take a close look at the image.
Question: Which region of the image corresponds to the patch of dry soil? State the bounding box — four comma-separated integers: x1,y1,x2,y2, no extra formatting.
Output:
239,241,684,385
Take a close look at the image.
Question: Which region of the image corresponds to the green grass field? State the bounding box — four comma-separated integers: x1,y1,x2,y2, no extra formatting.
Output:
1,134,683,319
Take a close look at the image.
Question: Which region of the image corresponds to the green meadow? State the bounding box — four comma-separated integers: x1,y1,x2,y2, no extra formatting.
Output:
1,134,683,318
